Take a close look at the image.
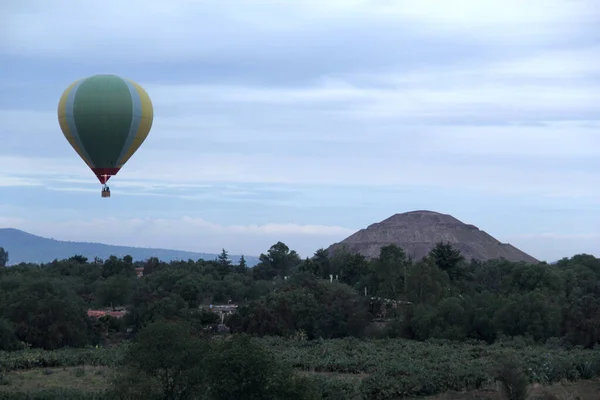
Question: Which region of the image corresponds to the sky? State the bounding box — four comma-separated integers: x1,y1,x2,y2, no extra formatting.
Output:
0,0,599,262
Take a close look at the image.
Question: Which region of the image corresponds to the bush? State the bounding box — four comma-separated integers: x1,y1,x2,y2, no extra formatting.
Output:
0,389,107,399
0,319,21,352
0,346,124,371
310,375,361,400
529,392,561,400
496,358,529,400
360,371,421,400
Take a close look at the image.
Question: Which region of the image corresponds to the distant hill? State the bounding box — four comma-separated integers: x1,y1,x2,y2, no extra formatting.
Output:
327,210,539,263
0,228,259,266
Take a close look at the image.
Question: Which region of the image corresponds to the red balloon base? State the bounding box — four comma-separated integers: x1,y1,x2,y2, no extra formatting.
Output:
91,168,121,184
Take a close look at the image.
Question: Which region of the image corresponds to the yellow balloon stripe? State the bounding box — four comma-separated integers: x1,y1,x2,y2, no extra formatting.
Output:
57,79,94,169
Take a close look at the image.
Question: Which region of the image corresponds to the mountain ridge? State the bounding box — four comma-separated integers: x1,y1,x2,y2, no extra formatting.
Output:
327,210,539,263
0,228,259,266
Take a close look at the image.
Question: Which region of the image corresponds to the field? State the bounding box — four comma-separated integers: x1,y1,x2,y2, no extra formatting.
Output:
1,366,109,392
2,338,600,399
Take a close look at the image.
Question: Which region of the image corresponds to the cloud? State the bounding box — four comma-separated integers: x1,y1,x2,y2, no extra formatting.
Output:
0,175,39,187
143,76,600,125
1,39,599,189
0,109,599,201
1,214,596,261
0,216,354,257
0,0,598,262
2,0,598,64
0,147,598,201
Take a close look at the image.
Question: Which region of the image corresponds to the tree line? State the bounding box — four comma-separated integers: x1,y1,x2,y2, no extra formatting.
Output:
0,241,599,352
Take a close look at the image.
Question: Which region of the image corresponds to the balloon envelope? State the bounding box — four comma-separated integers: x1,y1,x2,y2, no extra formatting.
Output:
57,74,154,184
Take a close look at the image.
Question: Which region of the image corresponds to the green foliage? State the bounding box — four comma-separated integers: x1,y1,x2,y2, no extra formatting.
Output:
1,241,599,351
229,273,372,339
115,321,207,399
496,357,529,400
1,241,600,399
2,279,91,350
252,241,301,280
371,244,410,299
0,389,108,399
95,275,133,307
2,337,600,398
0,247,8,268
260,336,600,394
328,248,370,287
106,322,319,400
309,375,361,400
0,346,125,371
104,368,162,400
429,241,466,281
360,371,422,399
0,319,20,351
205,334,318,400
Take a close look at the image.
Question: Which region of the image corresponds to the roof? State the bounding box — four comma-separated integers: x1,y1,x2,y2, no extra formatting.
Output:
87,309,126,318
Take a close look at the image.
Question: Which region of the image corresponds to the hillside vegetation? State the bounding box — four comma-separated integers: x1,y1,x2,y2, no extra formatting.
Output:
0,241,599,399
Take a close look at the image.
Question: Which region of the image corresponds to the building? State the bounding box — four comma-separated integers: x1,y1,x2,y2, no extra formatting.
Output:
87,309,127,319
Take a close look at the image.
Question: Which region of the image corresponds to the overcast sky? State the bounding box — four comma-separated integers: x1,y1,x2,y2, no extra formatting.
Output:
1,0,599,261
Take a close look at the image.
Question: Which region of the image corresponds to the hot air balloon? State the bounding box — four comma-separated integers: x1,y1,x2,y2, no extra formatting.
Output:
57,74,154,197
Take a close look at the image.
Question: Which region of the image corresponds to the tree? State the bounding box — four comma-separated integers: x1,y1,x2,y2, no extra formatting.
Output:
0,247,8,267
237,255,248,274
0,240,599,352
429,242,465,281
217,248,231,266
143,257,161,276
404,257,449,304
312,248,332,278
330,248,369,287
96,275,133,307
204,334,318,400
372,244,409,299
252,242,301,281
0,318,21,351
493,291,561,341
68,255,88,264
112,320,207,400
217,249,232,278
102,256,135,278
6,279,90,349
231,274,372,339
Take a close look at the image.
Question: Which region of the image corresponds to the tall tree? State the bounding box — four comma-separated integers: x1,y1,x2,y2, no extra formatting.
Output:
313,248,332,278
330,249,369,287
217,249,232,278
217,249,231,266
237,255,248,274
205,334,318,400
429,242,465,281
372,244,410,300
111,320,207,399
0,247,8,267
252,242,301,281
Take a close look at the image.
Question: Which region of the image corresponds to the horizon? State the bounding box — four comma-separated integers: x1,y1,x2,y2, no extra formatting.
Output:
1,0,599,261
0,212,589,264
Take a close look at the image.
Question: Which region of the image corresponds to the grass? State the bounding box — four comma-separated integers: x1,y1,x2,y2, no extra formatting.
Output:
410,379,600,400
0,366,599,399
3,338,600,399
0,366,109,393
